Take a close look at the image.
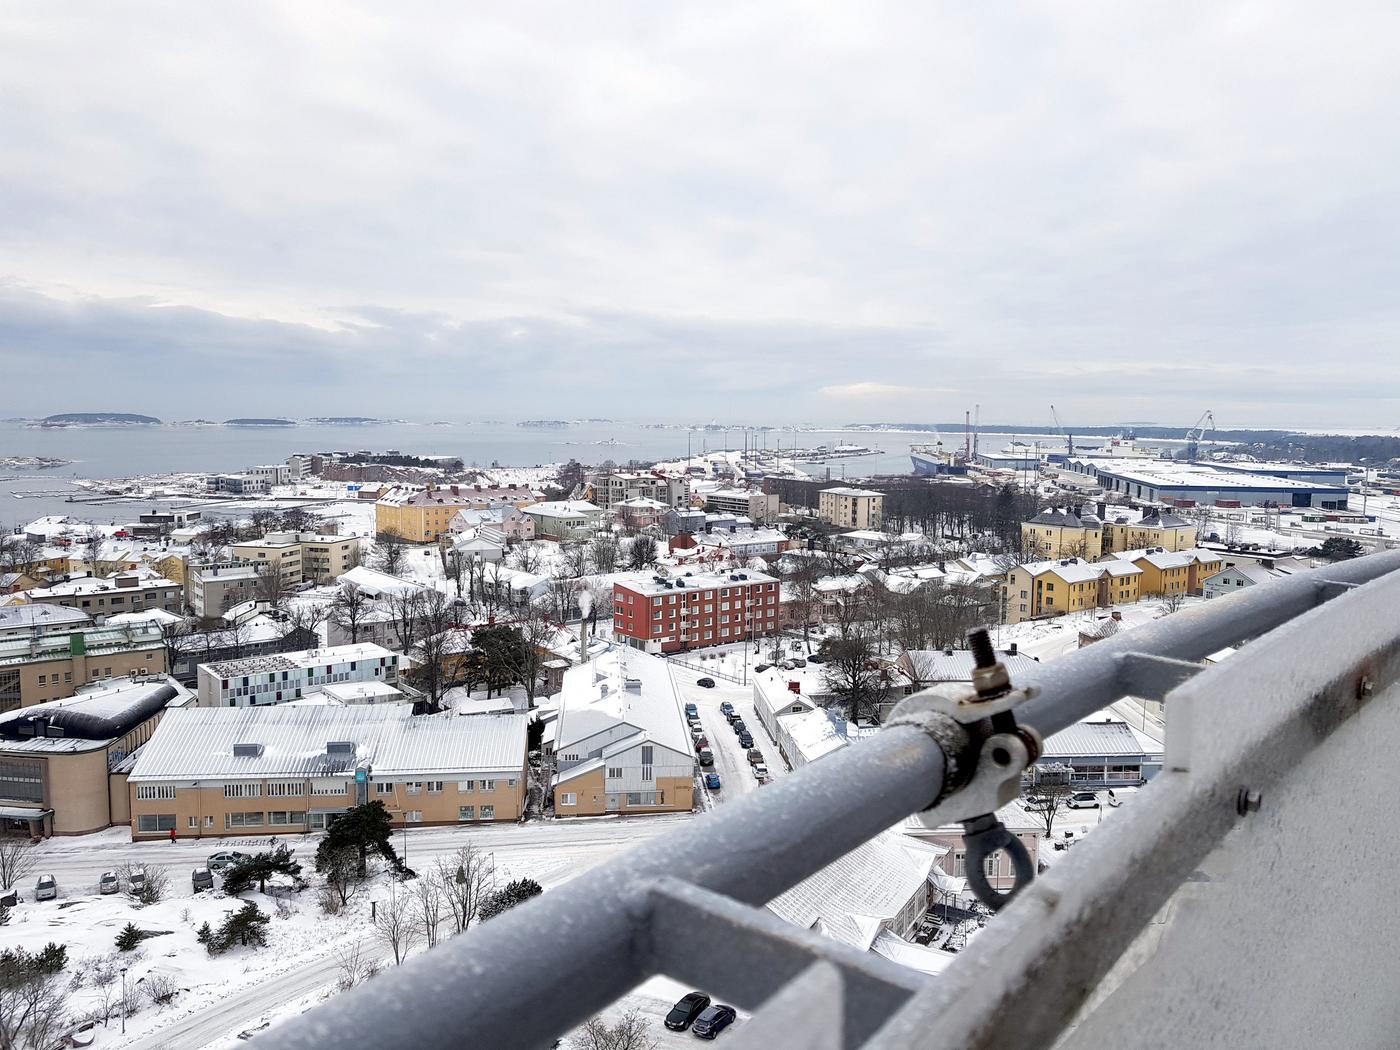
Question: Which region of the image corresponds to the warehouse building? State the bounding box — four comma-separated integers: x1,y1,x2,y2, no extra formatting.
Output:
1066,458,1350,510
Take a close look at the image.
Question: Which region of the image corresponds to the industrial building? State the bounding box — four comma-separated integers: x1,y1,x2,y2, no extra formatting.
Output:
1065,458,1350,510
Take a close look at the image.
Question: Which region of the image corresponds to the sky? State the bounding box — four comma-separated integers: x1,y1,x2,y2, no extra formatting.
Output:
1,2,1398,430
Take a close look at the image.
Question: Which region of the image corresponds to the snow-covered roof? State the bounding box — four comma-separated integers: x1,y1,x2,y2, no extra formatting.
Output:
552,645,690,759
0,603,92,632
339,566,431,599
819,486,882,498
0,676,192,751
870,930,959,975
1043,718,1162,759
106,608,185,628
900,650,1041,683
203,642,396,678
129,705,527,781
523,500,602,517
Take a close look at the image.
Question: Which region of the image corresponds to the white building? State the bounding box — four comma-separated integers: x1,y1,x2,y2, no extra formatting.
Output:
196,642,399,708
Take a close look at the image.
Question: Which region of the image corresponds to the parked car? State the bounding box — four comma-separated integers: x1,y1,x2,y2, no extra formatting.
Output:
746,748,765,766
753,663,771,673
737,732,754,749
664,992,712,1032
780,661,794,670
791,658,807,668
731,719,747,735
724,709,741,724
34,874,57,901
719,701,735,717
690,724,706,740
128,868,146,896
207,850,249,871
191,866,214,892
696,678,716,689
692,1003,738,1039
807,654,825,664
704,772,721,791
751,763,769,780
697,748,715,767
98,871,120,895
1067,792,1099,809
693,735,709,752
684,702,698,718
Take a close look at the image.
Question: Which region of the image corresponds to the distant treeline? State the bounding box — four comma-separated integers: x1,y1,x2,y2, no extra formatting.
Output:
1241,435,1400,464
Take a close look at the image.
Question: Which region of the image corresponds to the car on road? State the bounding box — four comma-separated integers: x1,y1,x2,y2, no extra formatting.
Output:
731,719,747,735
664,992,712,1032
690,724,706,741
746,748,765,766
693,735,709,751
98,871,120,895
696,678,716,688
791,658,807,667
684,702,699,718
692,1003,738,1039
207,850,249,871
807,654,825,664
128,868,146,896
719,701,735,717
704,772,721,791
697,748,715,767
753,663,770,673
34,874,57,901
724,709,741,724
752,763,769,781
780,661,794,670
737,732,753,749
192,866,215,892
1067,792,1100,809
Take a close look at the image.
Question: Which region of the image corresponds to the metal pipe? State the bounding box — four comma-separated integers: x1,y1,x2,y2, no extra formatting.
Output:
1011,548,1400,740
255,725,947,1050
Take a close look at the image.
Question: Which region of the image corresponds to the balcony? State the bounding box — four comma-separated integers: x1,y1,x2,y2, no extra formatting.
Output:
253,549,1400,1050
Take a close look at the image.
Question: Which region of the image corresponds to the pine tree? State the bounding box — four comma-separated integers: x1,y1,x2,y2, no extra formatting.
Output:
115,923,144,952
221,843,303,896
479,878,543,921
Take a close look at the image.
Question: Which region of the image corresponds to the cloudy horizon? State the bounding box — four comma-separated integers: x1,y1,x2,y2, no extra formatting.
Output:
2,3,1398,430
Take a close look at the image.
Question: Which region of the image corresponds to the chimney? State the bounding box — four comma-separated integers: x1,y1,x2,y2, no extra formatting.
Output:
1097,500,1107,519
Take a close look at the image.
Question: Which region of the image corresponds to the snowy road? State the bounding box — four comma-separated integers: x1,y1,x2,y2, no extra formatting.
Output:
670,661,788,802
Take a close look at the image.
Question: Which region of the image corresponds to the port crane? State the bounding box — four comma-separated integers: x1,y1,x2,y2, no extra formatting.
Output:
1050,404,1073,458
1185,410,1216,461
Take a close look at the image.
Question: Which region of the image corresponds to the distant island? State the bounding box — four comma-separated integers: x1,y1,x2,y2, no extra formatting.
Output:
0,455,72,470
517,420,573,428
39,412,161,427
225,418,296,427
305,416,393,425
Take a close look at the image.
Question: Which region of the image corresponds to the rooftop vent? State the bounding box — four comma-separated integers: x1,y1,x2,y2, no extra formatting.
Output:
232,743,264,758
326,741,357,757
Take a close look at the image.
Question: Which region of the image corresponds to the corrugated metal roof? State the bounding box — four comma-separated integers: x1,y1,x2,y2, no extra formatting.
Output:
129,705,527,781
1043,719,1160,758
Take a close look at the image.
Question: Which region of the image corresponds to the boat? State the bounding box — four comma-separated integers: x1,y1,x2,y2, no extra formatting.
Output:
910,441,967,476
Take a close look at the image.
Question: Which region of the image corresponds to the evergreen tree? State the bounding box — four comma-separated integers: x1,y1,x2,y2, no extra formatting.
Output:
221,843,304,896
115,923,145,952
479,878,543,921
314,801,411,879
203,902,271,954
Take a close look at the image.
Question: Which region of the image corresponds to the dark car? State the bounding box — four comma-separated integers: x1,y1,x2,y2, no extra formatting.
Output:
684,702,699,718
746,748,764,766
731,719,747,735
724,709,741,724
697,748,715,766
737,732,753,749
664,992,712,1032
753,663,771,673
693,735,709,752
692,1003,737,1039
704,772,721,790
719,701,735,717
696,678,716,688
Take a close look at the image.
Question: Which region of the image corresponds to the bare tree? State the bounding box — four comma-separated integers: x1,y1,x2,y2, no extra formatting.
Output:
374,529,408,576
576,1009,658,1050
388,590,424,653
282,601,329,644
80,525,106,576
90,958,120,1028
1024,764,1074,838
1157,591,1188,616
588,534,620,574
561,542,591,578
372,879,420,966
413,870,446,950
0,535,41,579
335,939,382,991
330,586,375,645
0,837,37,891
510,543,543,573
255,560,289,611
412,591,460,712
436,844,494,935
0,946,70,1050
626,537,657,571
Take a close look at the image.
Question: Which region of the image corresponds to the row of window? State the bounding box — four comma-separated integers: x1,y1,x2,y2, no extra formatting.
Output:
138,778,517,801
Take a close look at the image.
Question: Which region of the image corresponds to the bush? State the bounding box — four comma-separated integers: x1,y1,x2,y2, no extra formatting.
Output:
479,878,543,922
115,923,145,952
202,902,271,955
316,885,344,916
144,973,179,1007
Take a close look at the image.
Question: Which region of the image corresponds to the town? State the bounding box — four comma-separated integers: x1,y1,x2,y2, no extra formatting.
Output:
1,422,1393,1047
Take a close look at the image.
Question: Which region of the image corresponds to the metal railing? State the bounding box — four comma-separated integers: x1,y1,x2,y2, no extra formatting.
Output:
254,549,1400,1050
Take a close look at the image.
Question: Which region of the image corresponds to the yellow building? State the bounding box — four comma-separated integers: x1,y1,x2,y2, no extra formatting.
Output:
818,487,884,530
375,484,541,543
228,531,361,586
0,624,168,712
1102,547,1224,597
1004,558,1143,624
1101,509,1198,555
127,705,528,840
1020,507,1103,560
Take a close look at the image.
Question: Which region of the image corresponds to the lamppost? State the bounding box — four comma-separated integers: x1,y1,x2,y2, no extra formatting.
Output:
120,966,128,1033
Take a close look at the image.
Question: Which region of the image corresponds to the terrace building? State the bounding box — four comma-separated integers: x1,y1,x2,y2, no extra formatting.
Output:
196,642,399,708
25,571,183,622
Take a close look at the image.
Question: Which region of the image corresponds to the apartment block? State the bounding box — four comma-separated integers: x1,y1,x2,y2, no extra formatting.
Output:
1102,547,1224,597
589,471,691,510
612,569,781,654
375,484,541,543
196,642,399,708
704,488,780,523
818,487,884,530
126,705,528,839
188,561,263,619
26,571,184,622
0,624,168,712
1101,509,1199,555
1004,558,1144,624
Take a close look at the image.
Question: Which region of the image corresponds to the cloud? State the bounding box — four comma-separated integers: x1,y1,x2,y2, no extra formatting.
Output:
0,3,1397,428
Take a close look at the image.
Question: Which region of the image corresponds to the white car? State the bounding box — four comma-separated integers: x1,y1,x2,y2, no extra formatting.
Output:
98,871,121,895
751,763,769,781
1066,792,1100,809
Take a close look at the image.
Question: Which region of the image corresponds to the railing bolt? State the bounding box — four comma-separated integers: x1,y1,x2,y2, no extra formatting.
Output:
1236,788,1262,816
1358,677,1376,699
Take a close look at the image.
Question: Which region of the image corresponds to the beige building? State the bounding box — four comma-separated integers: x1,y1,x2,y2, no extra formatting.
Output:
376,484,541,543
1101,547,1224,597
126,704,528,839
1004,558,1144,624
704,488,781,523
0,624,168,712
0,676,192,837
24,571,184,622
188,561,263,619
548,646,696,817
228,531,361,586
1101,509,1198,555
1020,507,1104,560
818,487,884,530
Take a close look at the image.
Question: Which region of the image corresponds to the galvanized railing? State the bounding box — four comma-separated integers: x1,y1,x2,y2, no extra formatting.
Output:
255,549,1400,1050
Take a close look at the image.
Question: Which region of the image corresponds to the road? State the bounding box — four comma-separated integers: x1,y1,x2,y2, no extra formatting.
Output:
669,659,789,803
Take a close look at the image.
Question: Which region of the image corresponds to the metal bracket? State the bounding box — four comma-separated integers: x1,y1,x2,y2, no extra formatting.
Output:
1115,651,1202,701
908,732,1031,830
1317,579,1360,602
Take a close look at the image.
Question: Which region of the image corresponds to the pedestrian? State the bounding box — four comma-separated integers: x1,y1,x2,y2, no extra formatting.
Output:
169,826,176,845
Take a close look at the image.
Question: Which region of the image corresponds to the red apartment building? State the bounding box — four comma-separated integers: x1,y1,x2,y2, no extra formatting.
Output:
612,570,781,654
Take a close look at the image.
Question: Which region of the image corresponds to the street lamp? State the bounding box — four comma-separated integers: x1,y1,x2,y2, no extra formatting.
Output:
120,966,128,1033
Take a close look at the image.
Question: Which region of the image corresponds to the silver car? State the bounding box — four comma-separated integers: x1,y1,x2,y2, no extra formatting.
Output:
191,866,214,892
34,874,57,901
98,871,120,895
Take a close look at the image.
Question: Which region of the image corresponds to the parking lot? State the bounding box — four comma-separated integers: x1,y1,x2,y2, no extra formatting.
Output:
669,661,788,805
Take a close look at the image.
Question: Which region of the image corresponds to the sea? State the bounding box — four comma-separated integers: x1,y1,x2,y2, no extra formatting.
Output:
0,420,1010,528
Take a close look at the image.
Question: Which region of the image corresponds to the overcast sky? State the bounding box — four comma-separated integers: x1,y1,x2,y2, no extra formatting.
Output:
2,2,1398,428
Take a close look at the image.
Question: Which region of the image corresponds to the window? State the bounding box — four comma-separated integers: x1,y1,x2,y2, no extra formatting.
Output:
458,780,475,792
560,792,577,806
405,810,422,823
426,780,443,793
606,766,622,779
312,781,347,796
376,782,394,796
266,781,303,798
187,816,199,828
37,674,45,686
224,783,260,799
137,813,177,832
480,805,494,820
225,811,265,828
459,806,475,821
507,778,517,788
406,781,423,794
268,810,307,825
136,784,176,800
481,779,496,791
